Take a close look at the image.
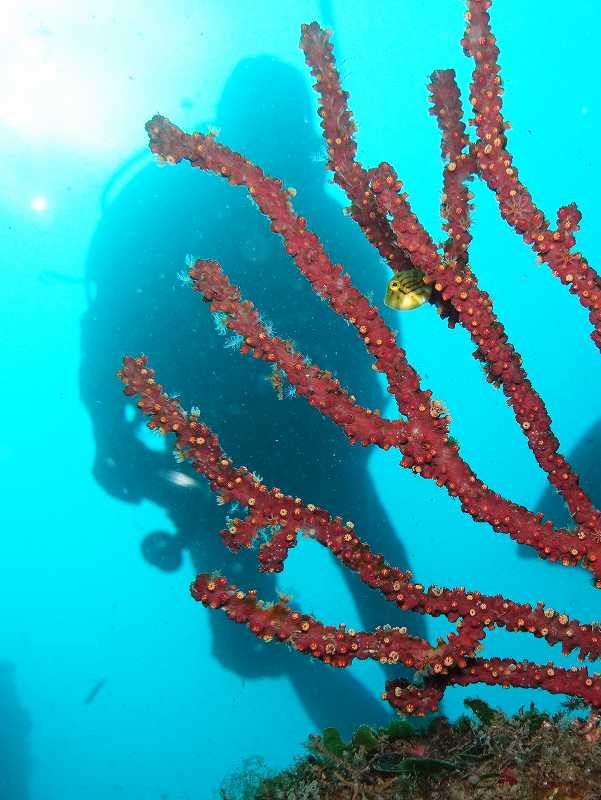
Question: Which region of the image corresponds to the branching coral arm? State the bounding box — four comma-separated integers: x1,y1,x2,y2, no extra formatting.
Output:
188,258,406,449
463,0,601,350
119,354,601,663
297,21,599,534
428,68,476,264
369,162,600,534
299,22,412,274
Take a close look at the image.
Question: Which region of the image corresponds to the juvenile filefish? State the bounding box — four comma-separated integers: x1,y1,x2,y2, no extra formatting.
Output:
384,269,432,311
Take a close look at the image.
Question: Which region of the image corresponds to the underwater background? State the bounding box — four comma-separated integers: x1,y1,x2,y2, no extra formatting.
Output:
1,0,600,797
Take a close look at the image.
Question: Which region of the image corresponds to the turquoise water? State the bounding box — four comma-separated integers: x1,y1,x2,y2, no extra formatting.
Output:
1,1,600,797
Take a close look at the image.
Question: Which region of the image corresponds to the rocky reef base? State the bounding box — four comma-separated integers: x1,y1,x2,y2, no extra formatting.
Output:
220,700,601,800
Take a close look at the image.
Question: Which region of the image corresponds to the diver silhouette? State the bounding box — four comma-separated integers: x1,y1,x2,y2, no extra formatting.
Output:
80,56,425,734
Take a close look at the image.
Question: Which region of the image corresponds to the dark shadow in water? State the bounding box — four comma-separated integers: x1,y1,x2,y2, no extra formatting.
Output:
0,661,31,800
80,56,426,735
520,418,600,555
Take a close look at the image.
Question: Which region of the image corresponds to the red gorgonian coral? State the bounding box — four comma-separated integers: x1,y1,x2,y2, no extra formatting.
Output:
118,0,601,716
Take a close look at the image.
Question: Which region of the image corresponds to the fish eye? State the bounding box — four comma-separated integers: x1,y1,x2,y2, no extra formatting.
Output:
390,281,400,290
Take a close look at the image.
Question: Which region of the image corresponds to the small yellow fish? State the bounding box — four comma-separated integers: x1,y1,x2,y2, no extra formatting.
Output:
384,269,432,311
